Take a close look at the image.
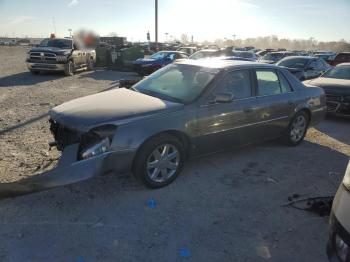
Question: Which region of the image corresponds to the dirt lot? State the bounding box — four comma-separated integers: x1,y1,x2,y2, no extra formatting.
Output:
0,46,349,262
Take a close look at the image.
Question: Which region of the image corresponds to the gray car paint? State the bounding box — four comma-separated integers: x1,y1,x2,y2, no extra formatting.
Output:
0,61,327,198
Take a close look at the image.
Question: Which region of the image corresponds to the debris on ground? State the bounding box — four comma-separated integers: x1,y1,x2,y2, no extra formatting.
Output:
282,195,334,217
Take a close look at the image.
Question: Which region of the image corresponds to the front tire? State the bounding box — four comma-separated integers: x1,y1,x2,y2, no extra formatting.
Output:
283,111,309,146
132,135,185,188
87,58,94,71
64,60,74,76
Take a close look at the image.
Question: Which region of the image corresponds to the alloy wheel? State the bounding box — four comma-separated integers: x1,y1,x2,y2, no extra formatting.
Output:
146,144,180,183
290,115,307,142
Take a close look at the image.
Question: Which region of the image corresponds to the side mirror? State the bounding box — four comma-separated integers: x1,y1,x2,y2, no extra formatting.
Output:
214,92,234,103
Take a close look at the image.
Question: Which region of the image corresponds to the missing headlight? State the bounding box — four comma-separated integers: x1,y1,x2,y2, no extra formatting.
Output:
80,137,110,160
78,125,117,160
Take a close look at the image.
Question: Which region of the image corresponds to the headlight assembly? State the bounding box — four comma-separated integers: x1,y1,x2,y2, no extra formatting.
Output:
80,137,110,160
342,161,350,191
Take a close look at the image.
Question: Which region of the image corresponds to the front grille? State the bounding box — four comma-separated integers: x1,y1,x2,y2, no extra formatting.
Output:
326,101,340,112
49,119,81,151
30,52,57,62
326,94,343,102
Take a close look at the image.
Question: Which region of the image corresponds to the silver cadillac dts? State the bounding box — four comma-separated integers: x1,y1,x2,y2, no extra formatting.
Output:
0,60,327,195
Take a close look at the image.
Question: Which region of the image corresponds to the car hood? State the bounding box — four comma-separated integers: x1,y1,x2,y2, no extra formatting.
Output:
306,77,350,95
29,47,72,55
50,88,183,131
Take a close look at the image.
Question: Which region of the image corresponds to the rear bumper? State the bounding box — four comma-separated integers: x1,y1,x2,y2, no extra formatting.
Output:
327,185,350,261
0,143,135,198
27,62,65,71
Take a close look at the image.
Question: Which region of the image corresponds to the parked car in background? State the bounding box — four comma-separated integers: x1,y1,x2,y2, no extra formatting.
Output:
189,49,220,60
26,38,96,76
219,56,255,62
304,63,350,117
276,56,331,80
330,52,350,66
177,46,198,56
255,49,275,57
46,60,326,189
327,160,350,262
260,51,296,64
133,51,188,75
230,51,257,61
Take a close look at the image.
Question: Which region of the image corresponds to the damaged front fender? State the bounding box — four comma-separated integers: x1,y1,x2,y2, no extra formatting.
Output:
0,144,134,199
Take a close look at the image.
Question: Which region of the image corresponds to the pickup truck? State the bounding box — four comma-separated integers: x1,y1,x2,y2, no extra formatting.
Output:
26,38,96,76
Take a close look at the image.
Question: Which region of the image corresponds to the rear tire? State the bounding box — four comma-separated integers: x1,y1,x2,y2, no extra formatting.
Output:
283,111,309,146
132,135,185,188
30,70,40,75
64,60,74,76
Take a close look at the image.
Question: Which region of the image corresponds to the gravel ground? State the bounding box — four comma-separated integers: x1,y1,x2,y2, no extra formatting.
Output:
0,46,349,262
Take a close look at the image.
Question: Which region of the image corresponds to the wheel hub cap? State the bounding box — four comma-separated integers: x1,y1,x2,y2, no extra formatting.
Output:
146,144,179,183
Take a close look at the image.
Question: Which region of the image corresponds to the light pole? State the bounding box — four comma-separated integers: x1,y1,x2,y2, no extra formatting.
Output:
155,0,158,50
165,32,168,42
68,29,72,38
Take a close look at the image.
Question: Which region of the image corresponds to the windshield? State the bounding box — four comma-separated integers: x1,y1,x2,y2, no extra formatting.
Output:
150,52,169,59
133,64,217,103
39,39,72,49
276,58,309,69
262,53,283,61
322,66,350,80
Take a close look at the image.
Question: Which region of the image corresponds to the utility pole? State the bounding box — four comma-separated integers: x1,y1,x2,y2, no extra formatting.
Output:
155,0,158,50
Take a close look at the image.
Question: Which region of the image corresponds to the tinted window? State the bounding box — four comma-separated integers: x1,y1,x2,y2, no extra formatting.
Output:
256,70,281,95
322,66,350,80
276,57,309,69
336,53,350,61
316,59,324,70
308,60,317,69
216,70,252,99
278,72,292,93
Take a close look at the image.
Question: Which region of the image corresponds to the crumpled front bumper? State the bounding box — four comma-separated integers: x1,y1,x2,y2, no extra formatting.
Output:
0,144,135,198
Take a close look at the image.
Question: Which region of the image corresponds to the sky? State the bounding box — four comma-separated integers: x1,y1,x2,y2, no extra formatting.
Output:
0,0,349,42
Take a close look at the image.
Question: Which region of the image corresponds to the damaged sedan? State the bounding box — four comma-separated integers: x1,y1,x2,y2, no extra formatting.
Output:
0,60,327,196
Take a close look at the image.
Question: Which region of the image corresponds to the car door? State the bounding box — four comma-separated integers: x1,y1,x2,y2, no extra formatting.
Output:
194,69,260,154
253,69,296,140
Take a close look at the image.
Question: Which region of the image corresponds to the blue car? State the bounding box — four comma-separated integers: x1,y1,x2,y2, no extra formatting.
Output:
133,51,188,75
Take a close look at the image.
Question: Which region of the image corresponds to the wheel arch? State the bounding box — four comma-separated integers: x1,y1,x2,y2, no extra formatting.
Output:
131,129,191,168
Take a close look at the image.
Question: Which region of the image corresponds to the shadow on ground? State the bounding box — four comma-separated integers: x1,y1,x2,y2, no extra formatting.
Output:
315,117,350,146
0,72,63,87
0,113,49,135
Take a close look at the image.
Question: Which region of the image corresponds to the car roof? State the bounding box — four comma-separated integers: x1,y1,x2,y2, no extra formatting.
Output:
336,63,350,67
281,56,315,60
158,51,188,55
175,59,276,70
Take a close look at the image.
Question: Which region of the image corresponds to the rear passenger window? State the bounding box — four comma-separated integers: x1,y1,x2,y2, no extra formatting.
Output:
256,70,281,95
278,72,292,93
216,70,252,99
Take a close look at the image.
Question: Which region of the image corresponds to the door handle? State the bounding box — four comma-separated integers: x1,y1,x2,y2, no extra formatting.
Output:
287,101,294,106
243,108,253,113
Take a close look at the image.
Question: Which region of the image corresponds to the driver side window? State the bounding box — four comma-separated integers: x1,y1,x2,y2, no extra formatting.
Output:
215,70,252,99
